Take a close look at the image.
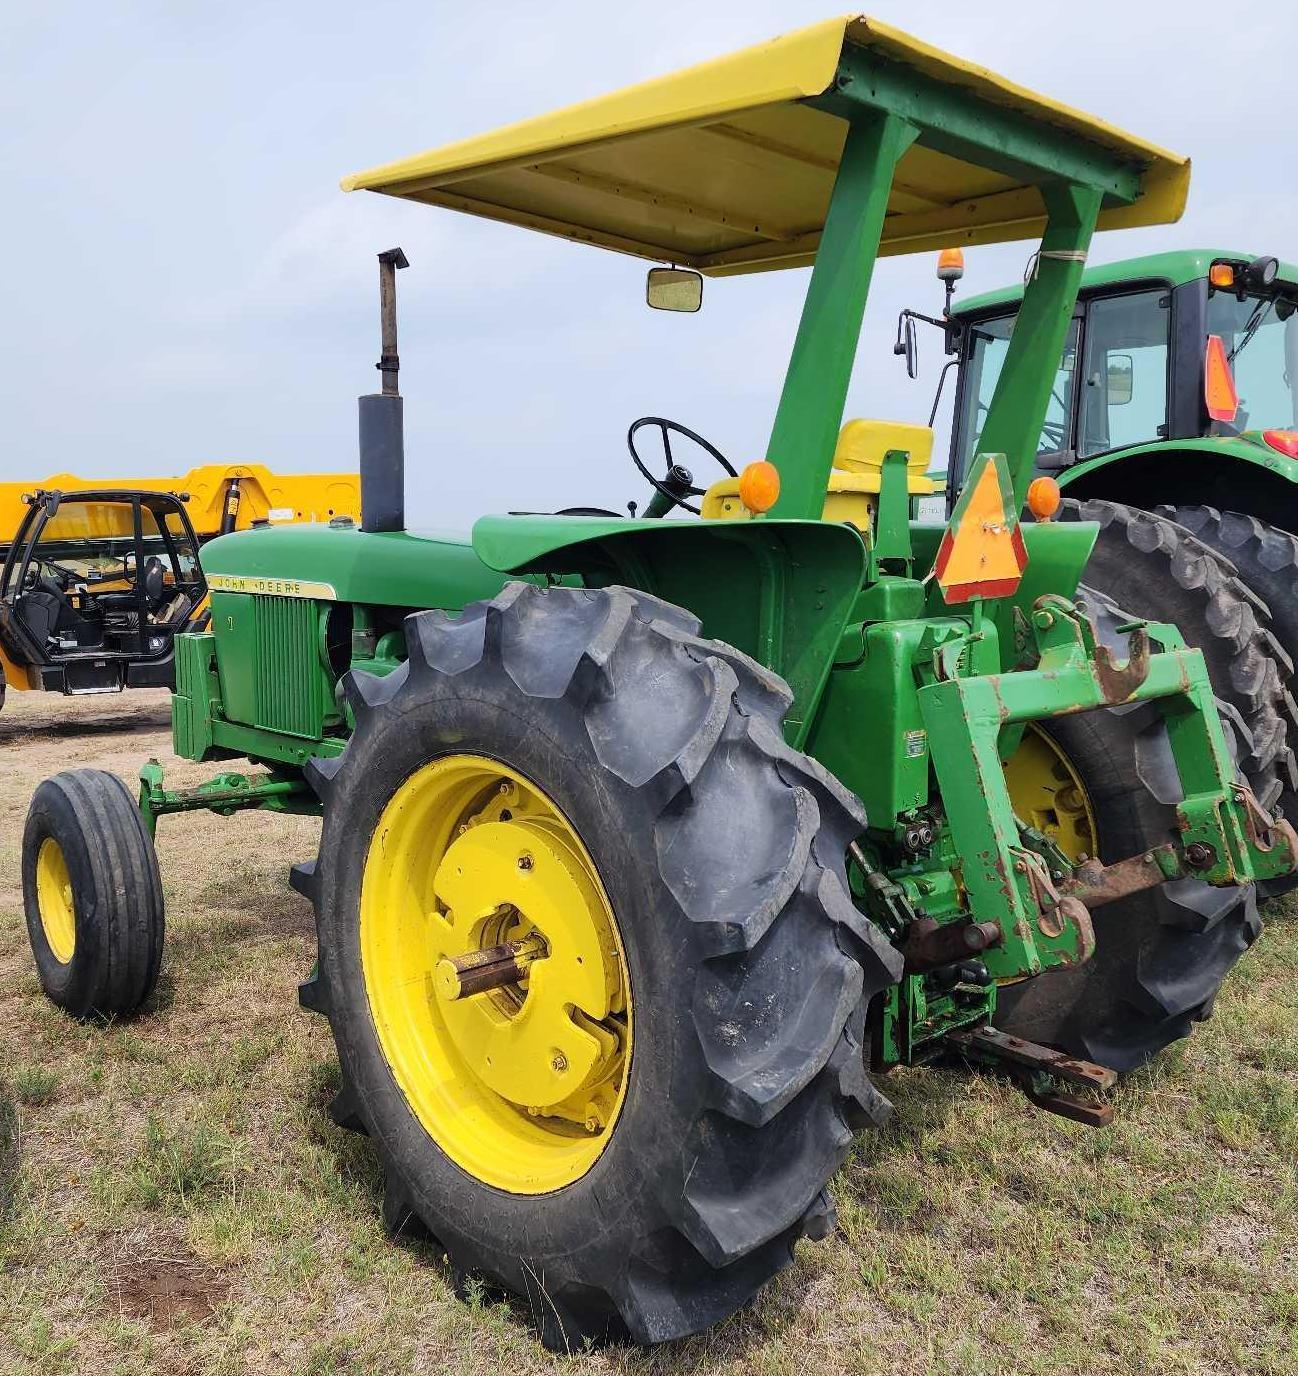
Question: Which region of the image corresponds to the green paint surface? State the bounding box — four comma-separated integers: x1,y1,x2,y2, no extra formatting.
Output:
953,248,1298,319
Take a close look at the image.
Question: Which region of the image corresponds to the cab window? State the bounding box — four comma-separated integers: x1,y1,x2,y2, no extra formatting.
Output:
1077,290,1170,457
959,314,1080,474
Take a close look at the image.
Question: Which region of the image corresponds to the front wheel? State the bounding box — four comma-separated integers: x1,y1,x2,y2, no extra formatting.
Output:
296,583,901,1348
22,769,165,1019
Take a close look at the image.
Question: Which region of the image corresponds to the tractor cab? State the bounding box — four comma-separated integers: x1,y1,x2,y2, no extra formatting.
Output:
0,489,206,696
916,249,1298,508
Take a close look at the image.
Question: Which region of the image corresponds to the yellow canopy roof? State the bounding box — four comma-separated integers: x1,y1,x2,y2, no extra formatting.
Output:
343,15,1189,276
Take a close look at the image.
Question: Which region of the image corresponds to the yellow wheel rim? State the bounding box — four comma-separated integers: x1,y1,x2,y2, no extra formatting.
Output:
1004,724,1097,862
360,754,632,1194
35,838,76,965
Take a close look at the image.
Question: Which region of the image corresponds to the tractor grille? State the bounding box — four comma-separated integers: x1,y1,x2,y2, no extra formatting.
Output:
251,594,329,738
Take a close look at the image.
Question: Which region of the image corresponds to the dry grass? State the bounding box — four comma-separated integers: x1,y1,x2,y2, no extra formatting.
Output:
2,688,1297,1375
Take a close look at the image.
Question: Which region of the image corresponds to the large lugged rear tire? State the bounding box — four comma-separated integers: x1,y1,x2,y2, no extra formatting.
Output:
999,588,1261,1071
22,769,165,1019
1156,505,1298,830
296,583,901,1348
1059,499,1298,851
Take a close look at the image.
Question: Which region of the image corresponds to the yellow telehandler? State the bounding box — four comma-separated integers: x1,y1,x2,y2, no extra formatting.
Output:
0,464,358,709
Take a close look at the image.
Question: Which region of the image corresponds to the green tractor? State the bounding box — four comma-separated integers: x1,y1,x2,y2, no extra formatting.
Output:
904,247,1298,853
20,15,1298,1349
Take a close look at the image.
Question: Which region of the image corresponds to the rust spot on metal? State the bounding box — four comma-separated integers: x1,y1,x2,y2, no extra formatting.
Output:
945,1024,1117,1126
901,918,1003,974
1062,846,1179,908
1092,623,1151,702
1232,781,1298,862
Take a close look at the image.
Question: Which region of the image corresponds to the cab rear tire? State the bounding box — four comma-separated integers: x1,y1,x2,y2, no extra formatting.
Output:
295,582,901,1348
1157,504,1298,823
22,769,165,1019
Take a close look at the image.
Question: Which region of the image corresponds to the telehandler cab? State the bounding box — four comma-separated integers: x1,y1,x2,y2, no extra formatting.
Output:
0,465,360,711
0,489,206,703
22,14,1298,1349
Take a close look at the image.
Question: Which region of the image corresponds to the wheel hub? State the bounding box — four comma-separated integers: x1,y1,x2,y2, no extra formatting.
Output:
360,755,631,1193
1005,725,1097,862
429,817,622,1116
35,838,76,965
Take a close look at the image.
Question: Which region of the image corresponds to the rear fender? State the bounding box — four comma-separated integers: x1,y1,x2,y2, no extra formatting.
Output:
472,515,867,744
1059,438,1298,534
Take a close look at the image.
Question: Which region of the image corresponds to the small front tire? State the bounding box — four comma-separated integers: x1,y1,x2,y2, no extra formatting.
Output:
22,769,165,1019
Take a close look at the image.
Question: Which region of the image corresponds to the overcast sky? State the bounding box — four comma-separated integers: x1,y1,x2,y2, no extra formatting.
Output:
4,1,1295,525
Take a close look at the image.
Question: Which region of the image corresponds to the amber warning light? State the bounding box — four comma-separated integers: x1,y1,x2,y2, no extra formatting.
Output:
1026,476,1062,522
739,461,781,514
936,248,965,283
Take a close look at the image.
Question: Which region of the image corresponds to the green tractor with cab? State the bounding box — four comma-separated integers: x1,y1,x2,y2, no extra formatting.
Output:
903,248,1298,854
21,15,1298,1350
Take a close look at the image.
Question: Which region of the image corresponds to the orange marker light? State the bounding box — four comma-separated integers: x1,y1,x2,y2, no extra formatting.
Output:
1209,263,1236,289
738,461,780,514
937,247,965,282
1204,334,1240,423
1026,476,1062,522
1263,429,1298,459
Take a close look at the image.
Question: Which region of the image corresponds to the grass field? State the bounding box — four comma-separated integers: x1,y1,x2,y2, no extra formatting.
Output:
2,687,1297,1375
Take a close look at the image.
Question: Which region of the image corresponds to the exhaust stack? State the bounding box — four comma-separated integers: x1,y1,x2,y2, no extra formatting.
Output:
359,247,409,532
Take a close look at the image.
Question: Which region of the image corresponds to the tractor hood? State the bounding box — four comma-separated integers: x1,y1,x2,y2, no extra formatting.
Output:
342,15,1189,276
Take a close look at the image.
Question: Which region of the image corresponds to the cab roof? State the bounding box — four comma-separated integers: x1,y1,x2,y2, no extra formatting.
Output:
953,249,1298,317
343,15,1189,277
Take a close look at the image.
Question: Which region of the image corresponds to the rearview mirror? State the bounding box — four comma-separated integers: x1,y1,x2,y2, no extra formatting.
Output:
1106,353,1134,405
646,267,702,313
893,314,919,379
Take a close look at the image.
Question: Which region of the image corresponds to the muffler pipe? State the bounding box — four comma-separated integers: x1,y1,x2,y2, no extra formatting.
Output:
359,247,409,533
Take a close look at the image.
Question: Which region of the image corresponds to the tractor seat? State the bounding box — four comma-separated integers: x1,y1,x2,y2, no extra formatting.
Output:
700,419,939,532
18,587,101,648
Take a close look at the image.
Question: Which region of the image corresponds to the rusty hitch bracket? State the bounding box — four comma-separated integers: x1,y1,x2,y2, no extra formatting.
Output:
918,595,1298,986
946,1023,1117,1127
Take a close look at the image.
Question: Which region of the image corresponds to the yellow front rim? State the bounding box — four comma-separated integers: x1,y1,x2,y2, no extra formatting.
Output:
35,838,76,965
1004,724,1097,862
360,754,632,1194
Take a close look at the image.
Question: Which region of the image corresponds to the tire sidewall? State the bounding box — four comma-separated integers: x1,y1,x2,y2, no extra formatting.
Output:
23,782,104,1012
317,672,715,1286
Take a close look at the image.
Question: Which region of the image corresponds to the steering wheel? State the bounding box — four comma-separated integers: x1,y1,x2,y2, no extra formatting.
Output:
627,417,736,515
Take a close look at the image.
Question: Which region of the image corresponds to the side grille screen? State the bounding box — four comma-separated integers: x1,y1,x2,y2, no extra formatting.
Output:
252,595,327,738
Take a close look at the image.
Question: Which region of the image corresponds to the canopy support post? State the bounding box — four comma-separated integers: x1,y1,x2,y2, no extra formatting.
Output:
766,111,918,521
973,182,1103,511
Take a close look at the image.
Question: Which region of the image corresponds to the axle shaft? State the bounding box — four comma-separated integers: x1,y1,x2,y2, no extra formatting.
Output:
435,936,545,1001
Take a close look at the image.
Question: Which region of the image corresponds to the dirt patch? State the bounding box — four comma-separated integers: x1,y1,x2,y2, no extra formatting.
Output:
106,1226,232,1329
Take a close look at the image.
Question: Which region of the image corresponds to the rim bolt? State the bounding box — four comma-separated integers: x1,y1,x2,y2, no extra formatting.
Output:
584,1116,600,1133
551,1053,568,1073
527,1105,541,1117
518,853,534,872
